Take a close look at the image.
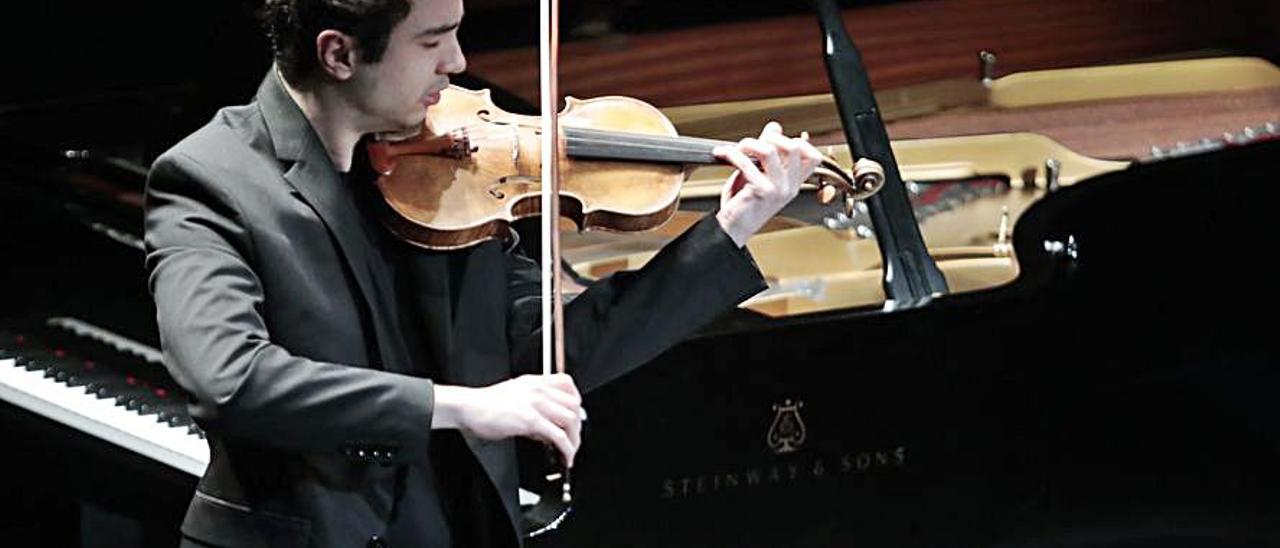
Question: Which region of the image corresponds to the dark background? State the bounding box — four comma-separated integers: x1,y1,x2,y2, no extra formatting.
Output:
3,0,912,106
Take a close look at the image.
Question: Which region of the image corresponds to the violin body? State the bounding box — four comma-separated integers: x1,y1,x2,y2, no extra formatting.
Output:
369,86,688,250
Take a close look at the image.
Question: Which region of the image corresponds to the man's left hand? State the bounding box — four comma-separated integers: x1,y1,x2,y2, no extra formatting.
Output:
713,121,823,247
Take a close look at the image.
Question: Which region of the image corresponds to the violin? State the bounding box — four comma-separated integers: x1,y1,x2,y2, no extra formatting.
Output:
366,85,886,250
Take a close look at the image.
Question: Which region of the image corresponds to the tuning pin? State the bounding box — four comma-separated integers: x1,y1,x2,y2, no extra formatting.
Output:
823,211,854,230
1150,146,1165,159
978,50,997,87
1044,158,1061,192
1243,126,1258,141
994,206,1012,257
1265,122,1278,135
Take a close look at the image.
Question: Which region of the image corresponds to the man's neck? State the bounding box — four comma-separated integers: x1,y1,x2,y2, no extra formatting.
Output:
279,73,363,173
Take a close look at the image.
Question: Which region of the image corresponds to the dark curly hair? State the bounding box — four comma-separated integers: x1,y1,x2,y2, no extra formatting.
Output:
261,0,413,84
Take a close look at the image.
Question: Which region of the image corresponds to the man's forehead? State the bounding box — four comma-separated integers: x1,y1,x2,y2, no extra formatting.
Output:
404,0,464,35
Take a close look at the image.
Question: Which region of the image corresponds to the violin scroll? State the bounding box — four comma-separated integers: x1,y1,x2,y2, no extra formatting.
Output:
813,156,886,216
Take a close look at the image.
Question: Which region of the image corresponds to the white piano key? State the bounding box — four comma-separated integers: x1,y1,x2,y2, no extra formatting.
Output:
0,358,209,476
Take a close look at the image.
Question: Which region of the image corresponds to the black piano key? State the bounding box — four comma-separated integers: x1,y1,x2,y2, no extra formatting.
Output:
10,323,202,434
64,372,95,387
90,383,118,400
114,389,151,409
21,354,50,371
135,400,155,416
155,400,189,423
159,404,193,427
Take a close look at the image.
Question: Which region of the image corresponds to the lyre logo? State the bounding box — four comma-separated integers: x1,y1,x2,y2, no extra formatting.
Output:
767,399,807,454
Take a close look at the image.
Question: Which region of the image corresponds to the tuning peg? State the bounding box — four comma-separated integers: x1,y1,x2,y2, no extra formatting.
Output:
817,184,839,205
852,158,886,195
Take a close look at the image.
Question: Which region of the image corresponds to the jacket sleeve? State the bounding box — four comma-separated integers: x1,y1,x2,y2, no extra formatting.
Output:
507,213,768,393
145,152,433,465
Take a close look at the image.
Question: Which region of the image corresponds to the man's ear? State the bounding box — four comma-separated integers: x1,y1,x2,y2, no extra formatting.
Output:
315,29,358,80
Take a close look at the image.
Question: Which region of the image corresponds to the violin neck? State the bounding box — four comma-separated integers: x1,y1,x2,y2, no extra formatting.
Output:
564,127,733,166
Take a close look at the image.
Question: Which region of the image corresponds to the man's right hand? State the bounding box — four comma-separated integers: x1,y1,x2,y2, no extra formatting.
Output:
432,374,584,467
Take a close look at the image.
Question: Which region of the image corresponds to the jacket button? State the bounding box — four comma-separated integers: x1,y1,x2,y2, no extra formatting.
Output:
367,534,389,548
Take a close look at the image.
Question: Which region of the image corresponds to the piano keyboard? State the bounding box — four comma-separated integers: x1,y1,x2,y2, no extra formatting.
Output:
1,318,541,505
0,319,209,477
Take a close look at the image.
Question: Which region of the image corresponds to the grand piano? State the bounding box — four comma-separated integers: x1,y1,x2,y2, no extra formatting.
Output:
2,0,1279,546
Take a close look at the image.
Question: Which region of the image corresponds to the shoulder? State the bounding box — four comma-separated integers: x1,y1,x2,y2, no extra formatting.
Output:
147,100,285,215
153,101,271,180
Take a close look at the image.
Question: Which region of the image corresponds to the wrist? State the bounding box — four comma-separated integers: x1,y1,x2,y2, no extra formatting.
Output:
715,209,752,248
430,384,471,430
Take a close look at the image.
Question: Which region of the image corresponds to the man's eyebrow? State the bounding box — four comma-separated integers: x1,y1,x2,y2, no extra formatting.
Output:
415,19,462,38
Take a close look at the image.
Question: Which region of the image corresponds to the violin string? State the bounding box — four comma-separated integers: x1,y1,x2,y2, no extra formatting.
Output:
456,124,728,156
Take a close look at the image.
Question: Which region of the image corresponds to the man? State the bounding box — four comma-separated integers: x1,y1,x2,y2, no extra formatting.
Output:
145,0,823,545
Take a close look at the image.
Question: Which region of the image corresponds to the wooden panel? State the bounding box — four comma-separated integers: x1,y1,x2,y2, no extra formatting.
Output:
465,0,1266,108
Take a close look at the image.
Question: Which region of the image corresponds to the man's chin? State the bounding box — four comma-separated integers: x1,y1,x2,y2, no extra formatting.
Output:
375,114,428,140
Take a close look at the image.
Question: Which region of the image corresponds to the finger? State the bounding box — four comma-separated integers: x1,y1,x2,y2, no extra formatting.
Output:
738,138,783,192
565,408,582,452
802,142,823,166
537,373,580,397
759,130,800,158
761,121,783,137
759,132,802,175
720,146,770,190
533,397,579,432
537,399,583,453
541,390,586,423
534,416,577,468
540,384,583,412
547,373,582,402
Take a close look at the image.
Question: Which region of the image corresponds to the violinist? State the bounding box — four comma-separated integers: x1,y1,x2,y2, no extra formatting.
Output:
144,0,823,546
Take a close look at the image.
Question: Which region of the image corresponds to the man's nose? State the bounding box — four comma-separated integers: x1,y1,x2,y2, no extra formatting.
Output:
442,40,466,75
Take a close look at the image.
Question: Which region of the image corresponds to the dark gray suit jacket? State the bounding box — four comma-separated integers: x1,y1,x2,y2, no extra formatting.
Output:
144,70,766,548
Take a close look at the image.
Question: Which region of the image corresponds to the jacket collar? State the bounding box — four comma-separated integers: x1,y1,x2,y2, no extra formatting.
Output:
256,66,316,163
254,67,418,375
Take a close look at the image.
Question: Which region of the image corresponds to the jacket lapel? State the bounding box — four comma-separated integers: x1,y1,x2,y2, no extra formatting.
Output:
255,68,413,373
